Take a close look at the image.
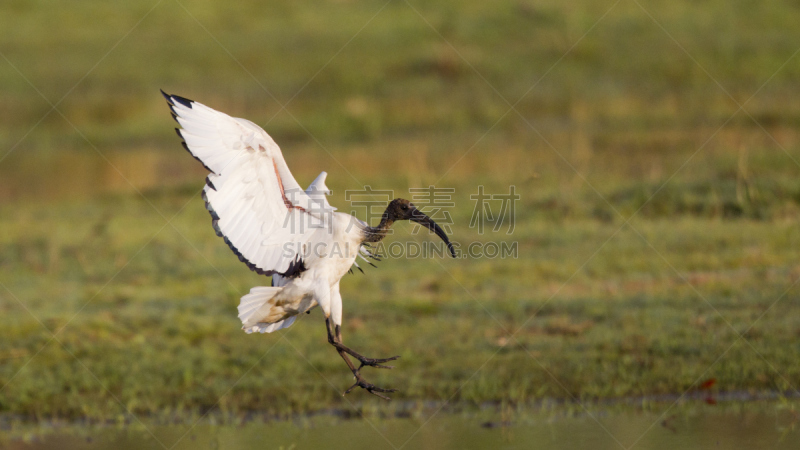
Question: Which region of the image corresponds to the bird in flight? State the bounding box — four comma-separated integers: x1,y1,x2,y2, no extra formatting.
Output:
162,91,456,399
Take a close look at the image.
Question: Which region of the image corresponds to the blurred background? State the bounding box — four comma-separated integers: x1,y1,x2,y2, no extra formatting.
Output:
1,0,800,447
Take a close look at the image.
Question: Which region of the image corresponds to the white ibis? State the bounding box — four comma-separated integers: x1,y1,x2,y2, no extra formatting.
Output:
162,91,455,399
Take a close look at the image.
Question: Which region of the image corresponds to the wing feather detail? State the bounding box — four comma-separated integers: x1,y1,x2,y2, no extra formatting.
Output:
163,91,334,277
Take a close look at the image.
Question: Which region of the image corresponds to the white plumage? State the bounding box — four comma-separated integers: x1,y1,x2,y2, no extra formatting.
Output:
163,91,455,399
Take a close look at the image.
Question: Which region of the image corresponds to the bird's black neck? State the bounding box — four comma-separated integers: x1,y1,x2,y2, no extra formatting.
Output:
363,211,395,243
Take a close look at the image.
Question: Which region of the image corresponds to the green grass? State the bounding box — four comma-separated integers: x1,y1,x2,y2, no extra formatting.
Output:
2,190,800,420
2,0,800,422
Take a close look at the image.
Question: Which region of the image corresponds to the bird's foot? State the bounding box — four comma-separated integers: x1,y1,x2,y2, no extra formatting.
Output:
331,341,400,370
345,376,398,401
356,354,400,370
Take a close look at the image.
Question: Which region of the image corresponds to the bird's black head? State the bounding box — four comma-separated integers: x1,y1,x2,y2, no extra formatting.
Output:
384,198,456,258
384,198,417,222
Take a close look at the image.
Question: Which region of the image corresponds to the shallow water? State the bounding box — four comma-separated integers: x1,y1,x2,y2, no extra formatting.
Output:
5,401,799,450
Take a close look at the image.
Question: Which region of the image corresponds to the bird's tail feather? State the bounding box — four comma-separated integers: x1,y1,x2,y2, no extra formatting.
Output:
238,286,294,333
243,316,296,334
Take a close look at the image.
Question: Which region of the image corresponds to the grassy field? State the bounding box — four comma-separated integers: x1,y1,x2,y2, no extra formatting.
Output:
2,0,800,422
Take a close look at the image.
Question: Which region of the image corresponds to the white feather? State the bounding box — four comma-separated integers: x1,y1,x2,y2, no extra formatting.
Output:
237,286,283,328
165,93,395,338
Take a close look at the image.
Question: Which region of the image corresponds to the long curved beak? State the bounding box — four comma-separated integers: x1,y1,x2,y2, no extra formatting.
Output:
410,209,456,258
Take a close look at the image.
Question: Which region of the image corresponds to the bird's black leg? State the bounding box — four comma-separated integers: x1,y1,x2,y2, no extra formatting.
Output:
326,318,398,400
335,324,400,370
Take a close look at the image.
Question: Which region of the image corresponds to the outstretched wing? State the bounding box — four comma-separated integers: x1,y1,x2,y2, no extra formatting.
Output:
163,91,333,277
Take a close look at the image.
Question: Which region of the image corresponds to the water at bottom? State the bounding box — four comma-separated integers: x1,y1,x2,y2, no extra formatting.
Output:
4,402,798,450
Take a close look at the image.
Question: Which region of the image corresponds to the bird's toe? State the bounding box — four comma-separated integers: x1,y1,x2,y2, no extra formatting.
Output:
344,378,397,400
358,355,400,369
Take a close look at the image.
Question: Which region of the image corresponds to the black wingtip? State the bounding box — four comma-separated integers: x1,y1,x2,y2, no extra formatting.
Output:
160,90,194,109
171,94,194,109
